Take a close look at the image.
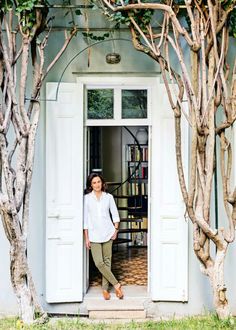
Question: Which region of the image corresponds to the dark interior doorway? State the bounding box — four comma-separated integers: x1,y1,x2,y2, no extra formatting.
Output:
87,126,148,287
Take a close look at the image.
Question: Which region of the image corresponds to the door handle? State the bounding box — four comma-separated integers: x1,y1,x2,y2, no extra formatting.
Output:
48,237,61,240
48,214,60,218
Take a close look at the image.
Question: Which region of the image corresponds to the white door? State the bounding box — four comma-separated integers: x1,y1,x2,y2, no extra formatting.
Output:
150,78,189,301
46,83,84,302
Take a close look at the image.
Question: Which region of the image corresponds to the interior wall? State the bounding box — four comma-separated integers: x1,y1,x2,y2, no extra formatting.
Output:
122,126,142,144
101,127,122,183
101,126,148,183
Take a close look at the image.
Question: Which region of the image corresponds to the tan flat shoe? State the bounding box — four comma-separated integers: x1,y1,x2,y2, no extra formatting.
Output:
102,290,111,300
115,285,124,299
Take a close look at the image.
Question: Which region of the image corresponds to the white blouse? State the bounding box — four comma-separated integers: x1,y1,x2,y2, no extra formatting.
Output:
83,191,120,243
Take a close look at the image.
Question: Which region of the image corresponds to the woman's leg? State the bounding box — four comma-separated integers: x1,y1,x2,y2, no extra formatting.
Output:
103,241,124,299
102,240,113,291
90,241,118,289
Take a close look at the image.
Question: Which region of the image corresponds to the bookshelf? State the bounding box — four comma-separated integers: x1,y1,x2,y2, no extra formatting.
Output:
125,144,148,246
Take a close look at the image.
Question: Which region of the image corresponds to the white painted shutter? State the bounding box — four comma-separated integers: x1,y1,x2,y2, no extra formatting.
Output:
46,83,83,302
151,78,188,301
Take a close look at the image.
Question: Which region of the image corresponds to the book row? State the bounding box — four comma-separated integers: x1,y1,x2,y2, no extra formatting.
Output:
128,165,148,179
126,145,148,162
127,182,148,195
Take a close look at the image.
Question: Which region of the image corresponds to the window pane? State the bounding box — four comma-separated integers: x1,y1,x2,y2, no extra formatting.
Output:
87,89,113,119
122,90,147,119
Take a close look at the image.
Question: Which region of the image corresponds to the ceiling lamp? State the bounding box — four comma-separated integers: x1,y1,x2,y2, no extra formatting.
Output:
106,52,121,64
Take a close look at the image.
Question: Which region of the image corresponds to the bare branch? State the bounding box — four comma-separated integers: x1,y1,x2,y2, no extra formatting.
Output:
103,0,195,47
203,48,215,223
129,16,158,56
220,133,235,243
184,0,199,46
175,116,189,205
44,27,77,78
22,102,40,235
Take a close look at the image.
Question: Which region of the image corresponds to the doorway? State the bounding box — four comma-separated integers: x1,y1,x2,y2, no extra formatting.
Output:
86,125,149,288
45,79,188,303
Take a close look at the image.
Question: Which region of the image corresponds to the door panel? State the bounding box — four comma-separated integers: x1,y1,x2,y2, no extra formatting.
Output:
151,78,188,301
46,83,84,302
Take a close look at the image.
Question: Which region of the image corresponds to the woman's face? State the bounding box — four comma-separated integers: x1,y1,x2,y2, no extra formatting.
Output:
91,176,102,192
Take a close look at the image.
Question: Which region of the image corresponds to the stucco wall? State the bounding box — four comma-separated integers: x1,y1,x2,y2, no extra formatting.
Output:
0,10,236,317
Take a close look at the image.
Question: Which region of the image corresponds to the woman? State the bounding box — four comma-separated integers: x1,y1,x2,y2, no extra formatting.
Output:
83,172,124,300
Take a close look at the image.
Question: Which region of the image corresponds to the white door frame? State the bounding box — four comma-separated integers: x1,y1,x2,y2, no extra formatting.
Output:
77,76,156,294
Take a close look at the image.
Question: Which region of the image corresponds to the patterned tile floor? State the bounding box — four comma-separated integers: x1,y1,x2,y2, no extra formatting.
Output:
89,246,147,287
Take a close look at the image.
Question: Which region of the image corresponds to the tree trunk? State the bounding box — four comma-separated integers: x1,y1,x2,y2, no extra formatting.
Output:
10,239,35,323
1,210,40,324
207,247,230,319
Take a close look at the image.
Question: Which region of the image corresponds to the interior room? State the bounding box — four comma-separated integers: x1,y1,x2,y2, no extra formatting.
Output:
87,126,148,287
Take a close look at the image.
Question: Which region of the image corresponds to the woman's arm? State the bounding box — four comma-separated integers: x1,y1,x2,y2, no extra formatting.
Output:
110,194,120,240
109,194,120,225
83,196,90,249
111,227,119,240
84,229,91,249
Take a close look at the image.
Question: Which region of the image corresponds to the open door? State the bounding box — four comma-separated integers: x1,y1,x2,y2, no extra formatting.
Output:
150,78,188,301
46,83,84,302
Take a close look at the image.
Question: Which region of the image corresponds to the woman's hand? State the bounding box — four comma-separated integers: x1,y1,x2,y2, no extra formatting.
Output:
111,229,118,240
84,229,90,249
86,238,91,249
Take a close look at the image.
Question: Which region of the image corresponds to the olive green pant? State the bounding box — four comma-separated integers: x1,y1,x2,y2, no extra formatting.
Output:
90,240,118,291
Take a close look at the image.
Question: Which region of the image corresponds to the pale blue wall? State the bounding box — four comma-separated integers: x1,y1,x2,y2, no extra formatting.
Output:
0,5,236,317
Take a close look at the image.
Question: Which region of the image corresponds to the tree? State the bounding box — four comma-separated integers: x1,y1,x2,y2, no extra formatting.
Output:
99,0,236,319
0,0,77,324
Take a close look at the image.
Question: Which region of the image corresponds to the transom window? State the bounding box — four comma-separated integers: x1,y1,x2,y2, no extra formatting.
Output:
87,89,114,119
86,85,150,125
122,89,147,119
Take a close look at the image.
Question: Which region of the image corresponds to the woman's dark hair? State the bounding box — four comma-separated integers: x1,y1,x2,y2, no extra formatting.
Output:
84,173,107,194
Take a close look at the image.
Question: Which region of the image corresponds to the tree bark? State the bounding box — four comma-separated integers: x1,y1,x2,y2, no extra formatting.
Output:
207,246,230,319
10,239,34,323
1,210,46,324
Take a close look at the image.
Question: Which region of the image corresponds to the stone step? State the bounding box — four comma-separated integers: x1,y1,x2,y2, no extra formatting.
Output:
89,310,146,319
86,298,145,311
86,297,146,319
84,286,148,319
